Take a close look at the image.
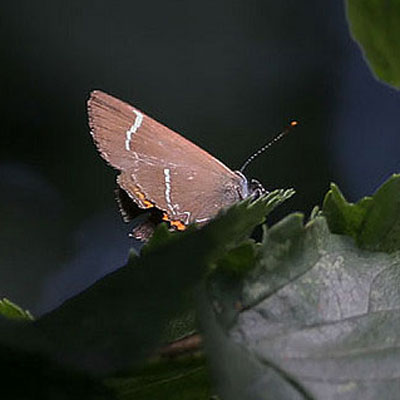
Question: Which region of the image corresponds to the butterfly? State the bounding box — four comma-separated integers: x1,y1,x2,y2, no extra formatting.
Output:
88,91,292,240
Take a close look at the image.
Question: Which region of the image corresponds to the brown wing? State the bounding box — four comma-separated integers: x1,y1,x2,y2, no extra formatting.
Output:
88,90,246,225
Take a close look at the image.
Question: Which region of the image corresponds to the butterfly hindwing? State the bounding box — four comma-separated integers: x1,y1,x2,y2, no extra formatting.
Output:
88,90,248,232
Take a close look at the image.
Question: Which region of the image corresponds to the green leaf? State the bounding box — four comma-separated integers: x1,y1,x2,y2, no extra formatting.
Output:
35,189,293,374
323,174,400,252
107,357,212,400
203,214,400,399
346,0,400,88
322,183,373,240
140,222,184,255
208,213,330,331
162,309,197,344
206,240,258,329
0,298,34,321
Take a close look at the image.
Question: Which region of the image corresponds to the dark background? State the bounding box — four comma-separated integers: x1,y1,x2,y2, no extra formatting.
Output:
1,1,399,316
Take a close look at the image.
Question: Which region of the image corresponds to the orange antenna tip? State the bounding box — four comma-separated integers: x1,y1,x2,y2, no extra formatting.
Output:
239,120,297,173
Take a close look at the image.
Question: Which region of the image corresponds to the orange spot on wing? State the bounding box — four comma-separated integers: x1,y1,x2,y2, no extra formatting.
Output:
136,191,146,200
170,220,186,231
142,200,154,208
162,213,187,231
134,188,154,209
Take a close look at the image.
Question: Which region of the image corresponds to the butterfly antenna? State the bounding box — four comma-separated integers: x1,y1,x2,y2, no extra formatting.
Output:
239,120,298,173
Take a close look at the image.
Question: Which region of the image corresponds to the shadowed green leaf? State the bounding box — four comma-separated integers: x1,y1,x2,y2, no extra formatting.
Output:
346,0,400,88
322,183,372,238
0,298,34,321
107,357,211,400
206,240,258,329
35,189,294,374
323,174,400,252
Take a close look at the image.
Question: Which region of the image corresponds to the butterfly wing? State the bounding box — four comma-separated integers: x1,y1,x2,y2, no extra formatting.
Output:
88,90,247,226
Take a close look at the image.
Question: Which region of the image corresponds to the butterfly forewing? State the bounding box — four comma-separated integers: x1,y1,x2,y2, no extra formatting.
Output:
88,90,246,226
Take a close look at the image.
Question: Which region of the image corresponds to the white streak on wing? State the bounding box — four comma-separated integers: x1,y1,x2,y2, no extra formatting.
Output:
195,217,210,223
125,109,143,151
181,211,191,224
162,171,194,224
164,168,175,214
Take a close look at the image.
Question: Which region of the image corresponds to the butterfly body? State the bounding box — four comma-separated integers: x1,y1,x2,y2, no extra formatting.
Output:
88,90,265,240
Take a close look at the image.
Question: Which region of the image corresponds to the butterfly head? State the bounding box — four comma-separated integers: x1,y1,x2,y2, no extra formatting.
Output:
234,171,266,200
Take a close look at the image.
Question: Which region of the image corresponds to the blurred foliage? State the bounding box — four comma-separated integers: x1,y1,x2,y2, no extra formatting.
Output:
34,188,293,375
107,357,211,400
346,0,400,88
3,175,400,398
0,189,292,398
0,298,34,321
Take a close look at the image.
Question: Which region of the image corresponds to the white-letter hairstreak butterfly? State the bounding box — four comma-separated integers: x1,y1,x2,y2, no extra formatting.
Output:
88,90,296,240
